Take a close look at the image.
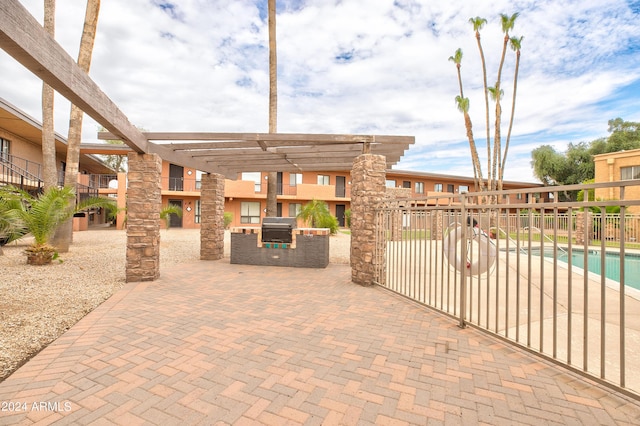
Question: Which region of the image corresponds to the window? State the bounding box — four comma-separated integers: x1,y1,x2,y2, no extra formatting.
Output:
434,183,443,192
415,182,424,194
402,181,411,189
242,172,262,192
386,179,396,188
240,202,261,224
0,138,9,160
447,184,455,193
621,166,640,180
317,175,330,185
195,200,201,224
289,203,301,217
459,185,469,193
290,173,302,186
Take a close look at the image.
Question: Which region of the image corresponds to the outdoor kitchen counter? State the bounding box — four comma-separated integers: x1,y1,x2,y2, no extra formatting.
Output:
230,227,330,268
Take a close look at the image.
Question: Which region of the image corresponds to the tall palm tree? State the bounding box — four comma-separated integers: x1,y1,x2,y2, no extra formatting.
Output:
449,49,484,192
469,17,491,193
500,36,523,189
54,0,101,252
265,0,278,217
41,0,57,189
492,12,518,191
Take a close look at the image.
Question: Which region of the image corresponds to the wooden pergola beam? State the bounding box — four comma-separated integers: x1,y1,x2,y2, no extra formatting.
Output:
0,0,218,174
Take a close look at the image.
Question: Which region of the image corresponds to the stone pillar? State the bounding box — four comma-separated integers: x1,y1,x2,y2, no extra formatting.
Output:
126,153,162,282
433,210,444,240
200,173,225,260
350,154,386,286
575,211,592,245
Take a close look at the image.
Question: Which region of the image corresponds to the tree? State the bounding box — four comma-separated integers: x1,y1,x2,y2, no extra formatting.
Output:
492,13,519,191
101,138,128,172
449,49,484,192
297,199,338,234
531,142,595,201
54,0,101,252
501,35,523,188
265,0,278,217
41,0,57,189
452,13,522,196
530,118,640,197
605,118,640,152
469,17,491,192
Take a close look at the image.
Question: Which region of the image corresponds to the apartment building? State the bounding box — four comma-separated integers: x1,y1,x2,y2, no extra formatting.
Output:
96,164,542,230
594,148,640,213
0,97,115,229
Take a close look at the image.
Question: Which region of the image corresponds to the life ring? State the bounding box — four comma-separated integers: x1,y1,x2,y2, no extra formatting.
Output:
443,224,497,275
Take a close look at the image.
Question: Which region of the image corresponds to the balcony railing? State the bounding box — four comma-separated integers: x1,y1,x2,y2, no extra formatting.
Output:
89,174,118,189
0,153,43,191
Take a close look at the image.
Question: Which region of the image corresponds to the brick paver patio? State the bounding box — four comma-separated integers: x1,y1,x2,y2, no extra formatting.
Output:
1,259,640,425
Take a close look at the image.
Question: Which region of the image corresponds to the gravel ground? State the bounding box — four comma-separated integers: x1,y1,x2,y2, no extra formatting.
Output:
0,227,351,381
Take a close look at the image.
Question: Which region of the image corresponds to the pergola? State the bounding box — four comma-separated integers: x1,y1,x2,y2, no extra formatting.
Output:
1,0,412,284
90,132,413,178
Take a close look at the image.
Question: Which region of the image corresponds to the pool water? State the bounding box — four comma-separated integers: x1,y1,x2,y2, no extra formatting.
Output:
544,250,640,290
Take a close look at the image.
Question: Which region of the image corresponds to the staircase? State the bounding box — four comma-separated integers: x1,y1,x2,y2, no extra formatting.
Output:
0,153,43,192
1,154,100,202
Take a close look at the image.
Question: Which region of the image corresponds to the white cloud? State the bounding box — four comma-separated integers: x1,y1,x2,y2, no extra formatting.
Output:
1,0,639,184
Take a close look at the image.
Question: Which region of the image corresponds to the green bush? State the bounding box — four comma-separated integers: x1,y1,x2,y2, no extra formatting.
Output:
344,209,352,228
297,199,339,234
224,212,233,229
317,214,339,235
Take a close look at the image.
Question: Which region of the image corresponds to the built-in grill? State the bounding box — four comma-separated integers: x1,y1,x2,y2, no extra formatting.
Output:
261,217,297,244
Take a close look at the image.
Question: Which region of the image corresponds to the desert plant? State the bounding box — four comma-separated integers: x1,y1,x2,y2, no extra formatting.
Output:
344,209,352,228
316,214,339,235
160,204,183,230
0,185,114,264
0,193,28,247
297,199,339,234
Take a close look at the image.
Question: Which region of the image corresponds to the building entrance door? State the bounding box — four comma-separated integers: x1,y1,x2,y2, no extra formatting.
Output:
336,204,346,227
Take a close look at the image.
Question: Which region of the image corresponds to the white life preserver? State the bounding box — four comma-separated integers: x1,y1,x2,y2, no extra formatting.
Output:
443,224,497,276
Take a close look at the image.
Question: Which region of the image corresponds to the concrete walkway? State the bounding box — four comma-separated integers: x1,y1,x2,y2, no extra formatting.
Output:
1,260,640,425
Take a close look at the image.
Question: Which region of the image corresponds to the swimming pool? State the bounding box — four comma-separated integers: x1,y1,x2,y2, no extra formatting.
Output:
543,249,640,290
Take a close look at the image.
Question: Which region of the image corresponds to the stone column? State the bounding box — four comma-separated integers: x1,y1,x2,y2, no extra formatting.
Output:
575,211,592,245
126,153,162,282
433,210,444,240
350,154,386,286
200,172,225,260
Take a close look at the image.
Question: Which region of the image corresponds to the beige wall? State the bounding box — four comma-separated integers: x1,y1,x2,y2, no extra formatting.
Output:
594,149,640,213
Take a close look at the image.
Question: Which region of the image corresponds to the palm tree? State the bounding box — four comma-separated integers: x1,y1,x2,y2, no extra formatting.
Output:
500,35,523,189
0,185,114,264
160,204,183,230
454,95,485,192
492,12,518,191
54,0,101,252
449,49,485,192
265,0,278,217
297,199,338,233
0,195,28,254
469,17,491,193
448,48,464,98
41,0,57,189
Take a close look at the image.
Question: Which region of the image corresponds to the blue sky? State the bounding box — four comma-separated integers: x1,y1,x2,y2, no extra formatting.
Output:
1,0,639,183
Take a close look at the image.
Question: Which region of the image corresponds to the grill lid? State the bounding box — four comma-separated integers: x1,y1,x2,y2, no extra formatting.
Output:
261,217,297,229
